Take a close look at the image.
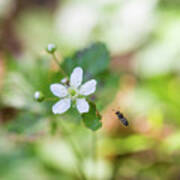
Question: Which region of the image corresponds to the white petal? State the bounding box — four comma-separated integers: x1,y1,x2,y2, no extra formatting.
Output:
52,98,71,114
70,67,83,88
79,79,97,96
50,83,68,97
76,98,89,114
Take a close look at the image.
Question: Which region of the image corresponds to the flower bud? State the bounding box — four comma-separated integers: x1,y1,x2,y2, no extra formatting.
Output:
61,77,68,84
34,91,45,102
46,44,57,54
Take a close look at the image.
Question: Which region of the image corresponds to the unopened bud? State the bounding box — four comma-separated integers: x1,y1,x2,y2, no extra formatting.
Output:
61,77,68,84
46,44,57,54
34,91,45,102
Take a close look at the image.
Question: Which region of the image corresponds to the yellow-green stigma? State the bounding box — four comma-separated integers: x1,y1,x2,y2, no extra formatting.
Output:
68,88,76,97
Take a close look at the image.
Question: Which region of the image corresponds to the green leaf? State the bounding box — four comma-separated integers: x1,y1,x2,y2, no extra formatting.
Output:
81,102,102,131
62,42,110,77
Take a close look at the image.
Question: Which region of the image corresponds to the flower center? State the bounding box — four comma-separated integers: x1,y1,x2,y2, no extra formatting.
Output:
68,88,77,97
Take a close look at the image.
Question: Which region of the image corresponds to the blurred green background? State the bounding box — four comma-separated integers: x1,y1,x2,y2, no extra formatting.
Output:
0,0,180,179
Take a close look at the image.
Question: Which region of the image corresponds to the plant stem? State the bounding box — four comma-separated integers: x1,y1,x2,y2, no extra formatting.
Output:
44,97,58,102
111,159,119,180
59,120,87,180
52,53,67,77
92,132,97,180
92,132,97,162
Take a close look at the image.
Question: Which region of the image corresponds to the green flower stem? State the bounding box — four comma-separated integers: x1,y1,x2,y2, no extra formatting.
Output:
44,97,58,102
52,53,67,77
59,119,87,180
92,132,98,180
111,159,120,180
92,132,97,161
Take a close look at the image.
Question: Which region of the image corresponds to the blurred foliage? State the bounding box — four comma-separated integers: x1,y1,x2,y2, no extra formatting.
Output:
0,0,180,179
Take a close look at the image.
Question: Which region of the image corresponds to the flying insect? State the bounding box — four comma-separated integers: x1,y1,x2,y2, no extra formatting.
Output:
115,111,129,127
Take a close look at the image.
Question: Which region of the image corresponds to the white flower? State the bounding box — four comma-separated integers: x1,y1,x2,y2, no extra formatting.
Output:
50,67,97,114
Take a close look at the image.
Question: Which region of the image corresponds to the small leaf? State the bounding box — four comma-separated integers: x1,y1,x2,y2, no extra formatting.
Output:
81,102,102,131
62,42,110,77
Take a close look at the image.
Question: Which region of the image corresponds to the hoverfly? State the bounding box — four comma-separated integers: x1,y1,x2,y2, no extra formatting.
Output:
115,111,129,127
